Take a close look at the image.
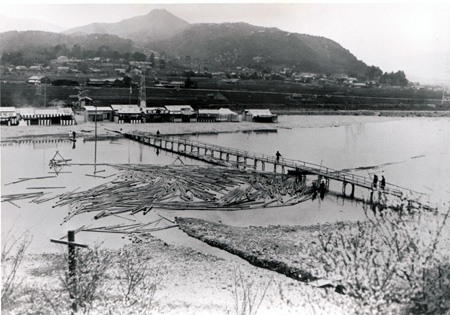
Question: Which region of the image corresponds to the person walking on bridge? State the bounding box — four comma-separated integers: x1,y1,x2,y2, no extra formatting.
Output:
276,151,282,162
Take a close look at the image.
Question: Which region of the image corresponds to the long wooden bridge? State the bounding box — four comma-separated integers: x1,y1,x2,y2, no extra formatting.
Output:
123,131,424,200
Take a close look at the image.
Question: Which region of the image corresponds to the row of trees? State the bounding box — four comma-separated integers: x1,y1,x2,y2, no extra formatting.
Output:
379,70,409,86
365,66,408,86
1,44,156,67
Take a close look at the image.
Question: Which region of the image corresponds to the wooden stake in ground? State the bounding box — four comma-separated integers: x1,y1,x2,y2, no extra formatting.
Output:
51,231,88,314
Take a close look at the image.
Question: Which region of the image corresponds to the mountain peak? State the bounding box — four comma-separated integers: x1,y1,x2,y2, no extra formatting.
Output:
63,9,190,42
146,8,176,17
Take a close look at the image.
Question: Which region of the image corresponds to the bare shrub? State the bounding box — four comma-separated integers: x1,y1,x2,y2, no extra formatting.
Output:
231,267,273,315
1,229,32,309
114,244,162,311
304,204,450,314
19,283,68,315
58,244,112,314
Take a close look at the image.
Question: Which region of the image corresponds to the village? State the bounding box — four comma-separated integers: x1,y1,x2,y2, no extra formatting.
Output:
1,57,447,129
3,53,446,91
0,104,278,127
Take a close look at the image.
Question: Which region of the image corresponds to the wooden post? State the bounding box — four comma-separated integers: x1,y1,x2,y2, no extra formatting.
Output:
51,231,88,314
68,231,77,313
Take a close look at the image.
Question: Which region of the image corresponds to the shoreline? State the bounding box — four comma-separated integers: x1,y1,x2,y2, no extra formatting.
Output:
2,110,449,142
274,109,450,117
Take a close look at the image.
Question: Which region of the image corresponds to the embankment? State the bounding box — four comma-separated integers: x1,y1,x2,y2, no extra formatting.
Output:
176,217,330,283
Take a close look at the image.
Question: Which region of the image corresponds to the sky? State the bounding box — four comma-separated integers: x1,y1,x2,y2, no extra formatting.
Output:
1,1,449,86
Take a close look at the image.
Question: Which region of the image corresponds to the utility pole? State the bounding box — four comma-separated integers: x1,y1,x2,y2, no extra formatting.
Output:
94,104,97,174
139,74,146,108
129,85,132,104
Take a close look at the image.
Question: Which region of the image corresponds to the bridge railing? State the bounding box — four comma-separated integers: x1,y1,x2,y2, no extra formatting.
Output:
131,132,421,197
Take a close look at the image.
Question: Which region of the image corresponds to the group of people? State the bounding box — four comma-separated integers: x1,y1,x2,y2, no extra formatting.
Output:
372,173,386,190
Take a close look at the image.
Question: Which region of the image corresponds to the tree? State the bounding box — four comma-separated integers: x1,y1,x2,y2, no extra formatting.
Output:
149,53,155,65
1,52,24,65
380,71,408,86
71,44,83,59
184,77,197,89
53,44,69,57
76,62,89,73
366,66,383,80
131,52,147,62
123,76,133,87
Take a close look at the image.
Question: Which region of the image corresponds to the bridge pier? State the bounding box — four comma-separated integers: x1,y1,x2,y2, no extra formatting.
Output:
342,182,355,198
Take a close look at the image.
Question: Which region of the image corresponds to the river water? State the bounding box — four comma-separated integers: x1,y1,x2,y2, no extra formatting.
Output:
2,115,449,254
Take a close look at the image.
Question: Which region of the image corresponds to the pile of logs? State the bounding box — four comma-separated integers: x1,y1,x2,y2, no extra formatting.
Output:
1,192,46,208
55,164,312,222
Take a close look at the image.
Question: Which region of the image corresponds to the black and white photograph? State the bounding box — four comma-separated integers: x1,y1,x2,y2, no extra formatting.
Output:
1,1,449,314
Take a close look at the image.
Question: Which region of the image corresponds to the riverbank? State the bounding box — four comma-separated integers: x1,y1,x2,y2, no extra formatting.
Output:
175,215,450,314
3,234,356,315
8,208,447,314
1,111,432,142
275,109,450,117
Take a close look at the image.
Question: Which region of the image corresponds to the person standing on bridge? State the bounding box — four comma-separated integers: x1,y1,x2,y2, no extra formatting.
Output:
276,151,282,162
373,174,378,189
380,175,386,190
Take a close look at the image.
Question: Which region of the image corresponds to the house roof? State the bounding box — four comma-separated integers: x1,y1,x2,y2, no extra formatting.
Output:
0,107,16,112
244,109,274,117
27,75,47,81
18,107,74,117
0,107,17,118
218,108,238,115
84,106,113,112
110,104,141,114
88,78,120,83
164,105,194,113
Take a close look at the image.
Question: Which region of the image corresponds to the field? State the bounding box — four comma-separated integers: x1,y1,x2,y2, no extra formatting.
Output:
1,74,448,112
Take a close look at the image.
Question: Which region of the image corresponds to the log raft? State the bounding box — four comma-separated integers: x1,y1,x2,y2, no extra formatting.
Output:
123,131,423,200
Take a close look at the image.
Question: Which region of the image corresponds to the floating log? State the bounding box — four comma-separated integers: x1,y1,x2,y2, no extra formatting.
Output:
27,187,66,190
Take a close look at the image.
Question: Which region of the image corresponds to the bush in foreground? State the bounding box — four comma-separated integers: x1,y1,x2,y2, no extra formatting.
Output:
305,205,450,314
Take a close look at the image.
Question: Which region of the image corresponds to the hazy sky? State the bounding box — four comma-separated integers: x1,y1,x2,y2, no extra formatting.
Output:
1,1,449,85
